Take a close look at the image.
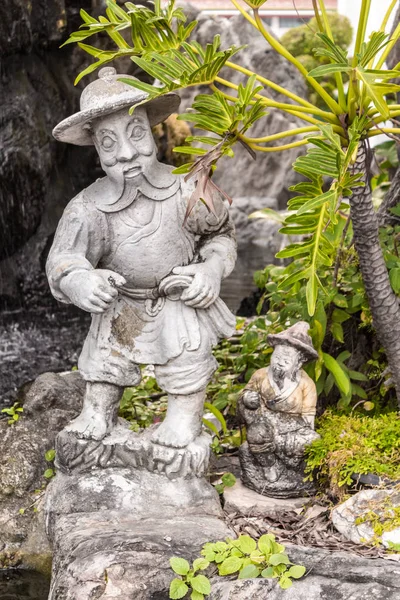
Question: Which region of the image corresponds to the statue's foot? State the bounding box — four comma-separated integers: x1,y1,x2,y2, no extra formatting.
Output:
64,410,109,441
151,419,200,449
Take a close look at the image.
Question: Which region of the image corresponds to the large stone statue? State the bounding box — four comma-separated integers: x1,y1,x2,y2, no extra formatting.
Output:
47,66,236,460
237,322,320,498
43,68,236,598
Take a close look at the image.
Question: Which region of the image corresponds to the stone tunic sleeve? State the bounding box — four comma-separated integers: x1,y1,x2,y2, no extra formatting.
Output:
299,370,318,416
46,193,109,303
182,179,237,279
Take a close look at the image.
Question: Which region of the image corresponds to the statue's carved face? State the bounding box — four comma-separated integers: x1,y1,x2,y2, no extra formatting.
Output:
270,345,301,382
92,107,157,186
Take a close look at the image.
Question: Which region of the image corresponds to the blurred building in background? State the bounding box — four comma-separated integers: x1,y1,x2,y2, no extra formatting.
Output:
187,0,338,37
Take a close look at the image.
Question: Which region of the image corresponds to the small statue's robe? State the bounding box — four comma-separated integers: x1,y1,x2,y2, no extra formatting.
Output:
242,368,318,418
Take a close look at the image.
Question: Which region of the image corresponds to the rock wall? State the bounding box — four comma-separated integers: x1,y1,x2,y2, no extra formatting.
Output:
0,0,100,306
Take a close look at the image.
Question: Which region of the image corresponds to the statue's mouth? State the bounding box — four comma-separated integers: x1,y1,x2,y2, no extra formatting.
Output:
123,164,142,178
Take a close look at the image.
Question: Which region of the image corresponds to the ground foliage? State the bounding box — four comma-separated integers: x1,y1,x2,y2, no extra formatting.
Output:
305,410,400,498
168,534,306,598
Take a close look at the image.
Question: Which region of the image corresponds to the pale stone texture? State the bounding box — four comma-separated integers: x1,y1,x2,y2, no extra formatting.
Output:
45,467,232,599
223,479,310,516
210,544,400,599
332,488,400,546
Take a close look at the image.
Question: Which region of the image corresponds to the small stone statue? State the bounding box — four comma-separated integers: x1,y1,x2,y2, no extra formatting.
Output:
46,67,237,477
237,322,320,498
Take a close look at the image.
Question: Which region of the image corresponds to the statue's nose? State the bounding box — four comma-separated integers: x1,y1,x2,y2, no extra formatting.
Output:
116,138,138,162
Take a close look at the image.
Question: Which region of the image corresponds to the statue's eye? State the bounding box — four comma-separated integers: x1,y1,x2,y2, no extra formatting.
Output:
101,136,115,150
130,125,145,140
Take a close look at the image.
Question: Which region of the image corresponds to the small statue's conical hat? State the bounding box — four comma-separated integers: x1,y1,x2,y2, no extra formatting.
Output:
267,321,318,361
52,67,181,146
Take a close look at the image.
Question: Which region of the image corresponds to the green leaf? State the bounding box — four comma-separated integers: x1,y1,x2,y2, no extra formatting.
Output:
332,308,351,324
173,146,207,156
258,534,274,555
348,370,368,382
170,558,190,576
237,535,257,554
261,566,275,578
191,591,204,600
202,418,220,437
297,189,337,216
306,273,318,317
203,402,227,434
221,472,236,488
269,553,290,566
44,468,54,479
390,268,400,294
356,67,391,120
191,575,211,595
308,63,351,78
219,556,243,575
193,558,209,573
45,449,56,462
238,564,260,579
288,565,306,579
169,578,189,600
279,576,293,589
322,352,351,397
331,322,344,343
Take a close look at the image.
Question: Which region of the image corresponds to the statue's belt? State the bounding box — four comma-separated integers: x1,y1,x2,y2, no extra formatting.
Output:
114,274,194,316
116,274,193,302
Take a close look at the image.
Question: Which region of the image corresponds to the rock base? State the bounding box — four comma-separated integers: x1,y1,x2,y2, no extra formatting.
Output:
45,466,232,600
224,480,310,516
49,512,232,600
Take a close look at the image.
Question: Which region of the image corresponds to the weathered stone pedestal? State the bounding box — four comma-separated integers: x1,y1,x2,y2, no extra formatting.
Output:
45,426,232,600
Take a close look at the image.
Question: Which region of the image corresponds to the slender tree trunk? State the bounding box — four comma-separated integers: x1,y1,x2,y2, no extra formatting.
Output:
377,162,400,227
350,142,400,406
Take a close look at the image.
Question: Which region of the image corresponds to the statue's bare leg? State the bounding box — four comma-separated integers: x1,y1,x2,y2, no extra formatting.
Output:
151,390,205,448
65,382,123,441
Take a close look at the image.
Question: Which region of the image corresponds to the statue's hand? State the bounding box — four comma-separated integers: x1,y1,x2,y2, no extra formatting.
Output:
59,269,126,314
242,390,261,410
173,259,223,309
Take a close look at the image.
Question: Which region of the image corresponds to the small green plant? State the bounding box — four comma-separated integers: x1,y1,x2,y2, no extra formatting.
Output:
169,534,306,598
119,376,167,431
44,448,56,480
305,411,400,498
202,534,305,590
1,402,23,425
169,557,211,600
213,472,236,495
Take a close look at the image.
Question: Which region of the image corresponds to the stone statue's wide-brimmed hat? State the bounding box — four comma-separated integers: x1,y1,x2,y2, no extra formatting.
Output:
267,321,318,361
52,67,181,146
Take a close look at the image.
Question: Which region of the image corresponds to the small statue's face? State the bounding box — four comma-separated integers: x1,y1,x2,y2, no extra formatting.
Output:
91,107,157,186
270,345,300,381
